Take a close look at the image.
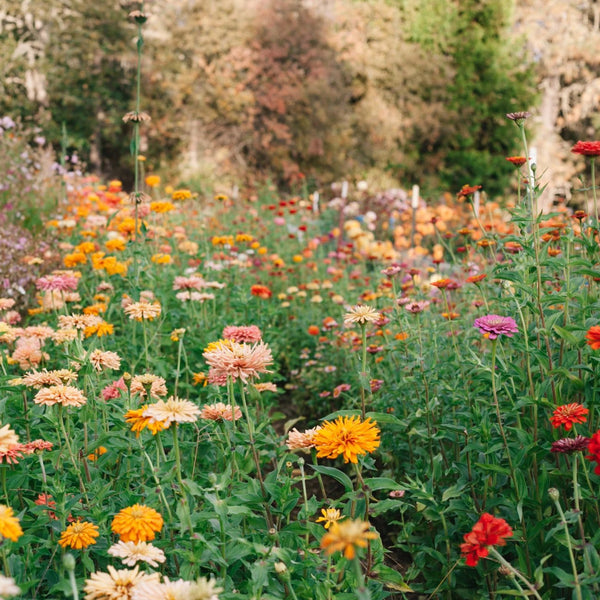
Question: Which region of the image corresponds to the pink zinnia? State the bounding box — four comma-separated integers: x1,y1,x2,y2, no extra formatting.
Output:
473,315,518,340
173,275,205,291
101,377,127,401
36,274,79,292
222,325,262,343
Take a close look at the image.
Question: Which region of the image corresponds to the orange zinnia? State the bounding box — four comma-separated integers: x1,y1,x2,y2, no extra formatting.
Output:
586,326,600,350
111,504,163,543
59,520,100,549
314,415,380,464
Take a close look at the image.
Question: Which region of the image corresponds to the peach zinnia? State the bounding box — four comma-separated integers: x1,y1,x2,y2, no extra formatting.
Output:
314,415,380,464
33,385,87,407
111,504,163,543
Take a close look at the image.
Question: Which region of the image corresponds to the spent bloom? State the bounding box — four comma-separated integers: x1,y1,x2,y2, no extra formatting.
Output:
314,415,380,464
550,403,588,431
473,315,518,340
460,513,513,566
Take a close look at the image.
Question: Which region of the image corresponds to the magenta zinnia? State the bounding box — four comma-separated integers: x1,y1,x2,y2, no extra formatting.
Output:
473,315,518,339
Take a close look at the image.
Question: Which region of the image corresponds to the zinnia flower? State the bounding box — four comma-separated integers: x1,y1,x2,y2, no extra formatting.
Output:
320,519,378,559
143,397,200,427
33,385,87,407
316,507,344,529
108,541,166,568
0,505,23,542
59,520,100,549
505,156,527,167
111,504,164,543
343,305,381,326
130,374,167,399
460,513,513,566
571,141,600,156
222,325,262,343
286,426,321,451
89,349,121,371
586,430,600,474
203,340,273,384
84,566,159,600
199,403,242,422
473,315,518,339
551,436,590,454
125,406,167,437
550,403,588,431
586,326,600,350
0,574,20,598
0,424,19,454
124,301,162,321
314,415,380,464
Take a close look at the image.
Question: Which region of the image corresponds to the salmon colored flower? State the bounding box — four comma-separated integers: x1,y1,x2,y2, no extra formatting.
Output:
460,513,513,566
550,403,588,431
250,284,272,299
314,416,380,464
505,156,527,167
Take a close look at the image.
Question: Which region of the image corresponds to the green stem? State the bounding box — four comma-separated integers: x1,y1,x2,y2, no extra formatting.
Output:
549,490,583,600
171,424,194,535
57,406,89,504
298,457,310,547
488,548,543,600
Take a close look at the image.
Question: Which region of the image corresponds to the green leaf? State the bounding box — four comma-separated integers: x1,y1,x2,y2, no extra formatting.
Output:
309,464,353,492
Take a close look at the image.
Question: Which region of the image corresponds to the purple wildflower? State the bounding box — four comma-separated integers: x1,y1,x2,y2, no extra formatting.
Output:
473,315,518,339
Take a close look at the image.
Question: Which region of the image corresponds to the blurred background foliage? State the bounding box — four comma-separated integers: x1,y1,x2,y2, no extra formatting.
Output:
0,0,536,194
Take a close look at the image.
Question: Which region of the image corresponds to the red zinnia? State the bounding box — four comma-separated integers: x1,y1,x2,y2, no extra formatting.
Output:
571,141,600,157
505,156,527,167
466,273,487,284
460,513,513,567
586,326,600,350
586,430,600,474
250,284,272,299
457,184,482,199
550,403,588,431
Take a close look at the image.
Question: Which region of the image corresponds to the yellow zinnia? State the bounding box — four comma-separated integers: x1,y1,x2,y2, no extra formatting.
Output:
59,520,100,549
0,505,23,542
314,415,380,464
320,519,378,559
